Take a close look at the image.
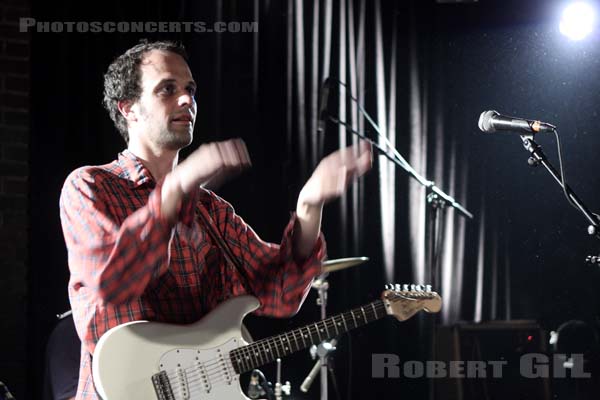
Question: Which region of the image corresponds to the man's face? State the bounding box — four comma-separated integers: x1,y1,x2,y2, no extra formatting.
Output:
132,49,197,151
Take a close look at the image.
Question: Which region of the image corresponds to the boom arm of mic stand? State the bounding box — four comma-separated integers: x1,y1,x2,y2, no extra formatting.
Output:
327,115,473,219
300,358,321,393
300,338,338,393
520,135,600,231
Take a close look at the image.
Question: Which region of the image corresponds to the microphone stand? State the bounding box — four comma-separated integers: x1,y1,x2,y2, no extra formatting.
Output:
322,81,472,400
328,115,471,400
519,135,600,259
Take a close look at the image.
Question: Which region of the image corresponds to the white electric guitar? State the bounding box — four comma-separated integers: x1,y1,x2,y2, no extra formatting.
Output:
92,284,442,400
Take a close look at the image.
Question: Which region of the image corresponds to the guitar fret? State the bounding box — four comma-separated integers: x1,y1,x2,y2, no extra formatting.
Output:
267,337,278,359
249,345,259,370
314,323,322,342
291,331,300,352
287,332,296,352
267,337,279,361
255,343,265,366
361,306,368,324
281,334,290,354
341,313,349,333
248,344,258,367
260,341,269,365
300,327,308,347
241,348,248,372
283,333,291,353
264,339,273,363
240,347,250,371
306,326,313,343
313,323,323,342
371,302,378,319
239,349,248,373
350,310,357,328
230,349,240,373
323,319,330,338
236,347,247,371
274,336,283,358
280,335,290,354
246,345,255,369
262,340,273,364
305,325,313,343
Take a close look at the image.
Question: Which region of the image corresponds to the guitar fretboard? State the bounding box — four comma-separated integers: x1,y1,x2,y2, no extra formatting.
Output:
230,299,386,374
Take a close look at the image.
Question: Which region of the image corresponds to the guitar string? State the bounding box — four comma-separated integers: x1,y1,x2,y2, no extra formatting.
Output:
167,304,388,393
175,300,388,383
167,313,346,382
164,295,429,396
149,294,435,397
168,316,348,392
189,303,385,380
165,297,426,399
179,311,365,385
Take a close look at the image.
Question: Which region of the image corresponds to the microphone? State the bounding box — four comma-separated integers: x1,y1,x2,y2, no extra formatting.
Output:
478,110,556,134
317,78,331,133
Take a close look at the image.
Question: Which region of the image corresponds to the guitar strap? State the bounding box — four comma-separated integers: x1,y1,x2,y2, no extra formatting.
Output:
195,201,254,296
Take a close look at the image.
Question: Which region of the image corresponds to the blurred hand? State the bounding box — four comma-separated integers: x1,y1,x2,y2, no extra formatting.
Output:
161,139,251,223
174,138,252,194
297,141,372,208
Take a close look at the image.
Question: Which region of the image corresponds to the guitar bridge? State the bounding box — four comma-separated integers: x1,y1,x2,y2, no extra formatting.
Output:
151,370,175,400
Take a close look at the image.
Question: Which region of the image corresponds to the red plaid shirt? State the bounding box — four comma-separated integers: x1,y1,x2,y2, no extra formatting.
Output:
59,149,325,399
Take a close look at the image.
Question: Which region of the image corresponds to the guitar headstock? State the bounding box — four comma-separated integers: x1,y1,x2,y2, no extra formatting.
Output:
382,284,442,322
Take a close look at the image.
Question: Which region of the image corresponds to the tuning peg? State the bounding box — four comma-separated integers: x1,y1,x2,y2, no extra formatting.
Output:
402,284,409,292
410,284,424,292
424,285,432,292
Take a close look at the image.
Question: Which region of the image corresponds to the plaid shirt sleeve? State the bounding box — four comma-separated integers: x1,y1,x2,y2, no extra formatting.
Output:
199,190,326,317
60,167,175,305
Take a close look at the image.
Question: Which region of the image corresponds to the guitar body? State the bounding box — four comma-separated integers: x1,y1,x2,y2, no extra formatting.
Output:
92,295,260,400
92,284,442,400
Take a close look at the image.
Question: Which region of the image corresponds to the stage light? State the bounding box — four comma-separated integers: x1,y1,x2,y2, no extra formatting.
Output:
559,2,596,40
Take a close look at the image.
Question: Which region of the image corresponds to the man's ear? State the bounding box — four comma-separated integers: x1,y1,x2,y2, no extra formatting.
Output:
117,99,137,123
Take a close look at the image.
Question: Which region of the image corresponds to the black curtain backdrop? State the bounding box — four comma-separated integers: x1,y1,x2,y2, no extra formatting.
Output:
27,0,600,399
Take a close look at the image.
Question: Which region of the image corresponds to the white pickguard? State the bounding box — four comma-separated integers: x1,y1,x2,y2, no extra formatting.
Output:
92,296,260,400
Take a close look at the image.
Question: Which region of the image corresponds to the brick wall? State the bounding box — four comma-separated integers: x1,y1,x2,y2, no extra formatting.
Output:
0,0,29,398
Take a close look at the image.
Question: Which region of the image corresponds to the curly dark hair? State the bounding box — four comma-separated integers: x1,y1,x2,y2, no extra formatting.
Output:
102,39,188,143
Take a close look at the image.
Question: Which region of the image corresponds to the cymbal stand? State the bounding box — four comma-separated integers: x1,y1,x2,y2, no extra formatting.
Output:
300,274,337,399
274,358,291,400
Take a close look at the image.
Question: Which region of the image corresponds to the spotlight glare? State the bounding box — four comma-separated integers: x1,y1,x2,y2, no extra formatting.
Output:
560,2,596,40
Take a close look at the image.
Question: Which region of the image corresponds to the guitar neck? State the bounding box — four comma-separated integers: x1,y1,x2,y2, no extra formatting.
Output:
230,299,386,374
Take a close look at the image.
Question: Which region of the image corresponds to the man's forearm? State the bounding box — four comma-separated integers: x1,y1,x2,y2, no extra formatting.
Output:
293,200,323,261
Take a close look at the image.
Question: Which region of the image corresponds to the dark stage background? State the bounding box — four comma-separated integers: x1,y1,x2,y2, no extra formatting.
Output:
5,0,600,398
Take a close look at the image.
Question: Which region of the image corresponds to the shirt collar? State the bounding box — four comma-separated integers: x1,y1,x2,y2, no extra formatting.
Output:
118,149,156,188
